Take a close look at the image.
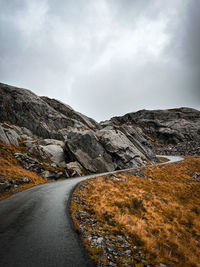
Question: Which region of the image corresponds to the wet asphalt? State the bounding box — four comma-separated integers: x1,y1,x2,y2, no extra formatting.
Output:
0,176,96,267
0,156,183,267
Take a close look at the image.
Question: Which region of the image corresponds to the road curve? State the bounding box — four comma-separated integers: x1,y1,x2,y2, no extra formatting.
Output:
0,156,183,267
0,176,96,267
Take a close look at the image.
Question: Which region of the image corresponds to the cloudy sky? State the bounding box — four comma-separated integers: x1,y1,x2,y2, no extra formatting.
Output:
0,0,199,121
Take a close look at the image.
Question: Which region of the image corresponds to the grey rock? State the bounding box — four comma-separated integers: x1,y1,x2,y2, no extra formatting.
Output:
66,161,85,177
97,126,146,169
41,96,99,130
4,128,20,146
14,152,44,174
25,139,65,165
0,125,10,145
58,161,67,168
192,172,200,182
0,82,99,140
65,130,115,173
96,237,104,245
10,177,31,185
106,107,200,156
41,170,69,180
0,181,11,193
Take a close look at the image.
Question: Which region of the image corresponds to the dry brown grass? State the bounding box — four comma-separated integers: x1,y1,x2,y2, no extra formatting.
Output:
0,142,47,199
72,156,200,266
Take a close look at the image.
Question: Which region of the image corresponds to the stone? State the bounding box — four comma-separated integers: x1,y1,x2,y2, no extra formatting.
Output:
0,125,10,145
0,181,11,193
0,82,99,140
65,130,115,173
4,128,20,146
107,107,200,156
26,139,65,165
41,96,99,130
97,126,147,169
66,161,84,177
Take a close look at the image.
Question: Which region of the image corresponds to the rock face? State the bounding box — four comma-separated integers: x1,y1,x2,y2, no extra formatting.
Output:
24,139,65,165
0,83,97,140
41,96,99,130
96,126,147,169
0,82,157,181
65,130,115,173
107,108,200,156
0,82,199,196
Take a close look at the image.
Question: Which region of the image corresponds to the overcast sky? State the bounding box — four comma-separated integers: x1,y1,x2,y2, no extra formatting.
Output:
0,0,199,121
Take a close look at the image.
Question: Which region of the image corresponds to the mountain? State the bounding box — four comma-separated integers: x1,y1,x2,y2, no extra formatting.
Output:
105,108,200,156
0,82,199,195
0,82,156,194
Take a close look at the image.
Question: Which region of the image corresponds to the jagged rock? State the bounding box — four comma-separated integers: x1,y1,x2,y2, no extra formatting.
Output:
10,177,31,185
117,125,156,160
107,107,200,156
0,180,11,193
4,128,20,146
0,125,10,145
14,152,44,174
0,82,158,174
41,96,99,130
25,139,65,165
0,83,99,140
65,130,115,173
0,122,35,146
66,161,85,177
97,126,146,168
0,175,31,193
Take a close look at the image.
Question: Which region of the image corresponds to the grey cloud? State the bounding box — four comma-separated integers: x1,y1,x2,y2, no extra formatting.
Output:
0,0,199,121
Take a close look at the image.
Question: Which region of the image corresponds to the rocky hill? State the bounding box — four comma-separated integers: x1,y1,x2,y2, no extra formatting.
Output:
0,82,199,195
0,82,156,194
102,107,200,156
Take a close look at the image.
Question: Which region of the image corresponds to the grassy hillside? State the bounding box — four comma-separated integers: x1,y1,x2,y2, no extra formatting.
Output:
0,142,47,199
71,157,200,266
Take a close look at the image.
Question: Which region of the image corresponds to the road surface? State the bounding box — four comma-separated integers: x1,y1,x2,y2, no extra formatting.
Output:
0,156,183,267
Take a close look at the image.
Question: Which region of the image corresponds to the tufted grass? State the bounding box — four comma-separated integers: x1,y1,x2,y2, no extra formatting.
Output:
71,156,200,266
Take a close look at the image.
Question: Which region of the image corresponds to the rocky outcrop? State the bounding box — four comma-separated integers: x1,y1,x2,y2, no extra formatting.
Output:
65,130,116,173
1,81,199,197
0,175,31,193
0,82,158,190
96,126,147,169
41,96,99,130
24,139,65,165
0,82,98,140
106,108,200,156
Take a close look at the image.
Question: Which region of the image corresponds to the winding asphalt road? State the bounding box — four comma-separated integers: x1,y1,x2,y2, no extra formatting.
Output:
0,156,183,267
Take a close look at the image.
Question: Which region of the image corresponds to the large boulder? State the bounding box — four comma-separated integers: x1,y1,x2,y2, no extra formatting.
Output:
97,126,148,169
65,130,115,173
24,139,65,165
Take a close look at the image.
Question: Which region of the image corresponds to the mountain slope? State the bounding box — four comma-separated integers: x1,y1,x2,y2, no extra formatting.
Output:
103,108,200,156
0,82,156,195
